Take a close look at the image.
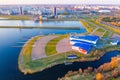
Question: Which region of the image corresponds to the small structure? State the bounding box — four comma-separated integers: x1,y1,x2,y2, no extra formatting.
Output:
98,10,111,13
111,40,120,45
72,43,91,54
67,54,77,59
70,35,100,44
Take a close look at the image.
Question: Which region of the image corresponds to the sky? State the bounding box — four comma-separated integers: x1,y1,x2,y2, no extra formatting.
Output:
0,0,120,5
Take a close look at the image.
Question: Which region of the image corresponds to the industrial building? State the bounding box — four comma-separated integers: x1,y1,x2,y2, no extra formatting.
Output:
72,43,91,54
70,35,100,44
70,35,100,54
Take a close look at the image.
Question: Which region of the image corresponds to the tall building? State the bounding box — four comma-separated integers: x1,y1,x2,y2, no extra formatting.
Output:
19,7,24,15
53,7,57,17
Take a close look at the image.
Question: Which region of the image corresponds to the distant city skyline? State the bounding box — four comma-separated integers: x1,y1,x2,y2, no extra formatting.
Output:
0,0,120,5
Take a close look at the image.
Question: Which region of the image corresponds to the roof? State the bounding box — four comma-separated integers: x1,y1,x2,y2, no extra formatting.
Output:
73,43,91,52
117,41,120,45
71,35,99,41
70,40,93,45
68,54,77,57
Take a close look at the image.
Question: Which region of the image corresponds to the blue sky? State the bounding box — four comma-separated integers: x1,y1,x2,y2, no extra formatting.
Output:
0,0,120,5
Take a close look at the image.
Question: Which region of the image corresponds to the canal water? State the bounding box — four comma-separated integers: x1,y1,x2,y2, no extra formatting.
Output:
0,21,120,80
0,20,82,27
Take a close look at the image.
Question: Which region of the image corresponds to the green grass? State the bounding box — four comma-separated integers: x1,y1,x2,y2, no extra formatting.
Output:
21,36,40,65
69,74,93,80
85,21,96,30
92,28,105,37
0,15,30,20
80,20,92,33
96,28,105,32
26,51,86,70
102,31,109,38
90,20,120,35
111,78,120,80
45,35,68,56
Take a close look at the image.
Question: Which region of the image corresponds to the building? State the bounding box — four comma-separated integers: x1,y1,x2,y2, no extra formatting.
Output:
70,39,93,45
70,35,100,54
52,7,57,17
110,40,120,45
19,7,24,15
72,43,91,54
98,10,111,13
70,35,100,44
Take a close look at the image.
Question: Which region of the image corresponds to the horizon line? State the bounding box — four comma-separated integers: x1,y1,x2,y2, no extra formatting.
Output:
0,4,120,6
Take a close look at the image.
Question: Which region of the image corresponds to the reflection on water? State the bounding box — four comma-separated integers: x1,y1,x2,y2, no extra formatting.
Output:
0,20,83,27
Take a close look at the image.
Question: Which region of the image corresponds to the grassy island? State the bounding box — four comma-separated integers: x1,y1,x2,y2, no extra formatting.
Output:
18,17,120,80
18,32,120,75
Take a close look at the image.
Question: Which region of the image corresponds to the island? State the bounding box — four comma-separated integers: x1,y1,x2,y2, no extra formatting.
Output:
18,16,120,80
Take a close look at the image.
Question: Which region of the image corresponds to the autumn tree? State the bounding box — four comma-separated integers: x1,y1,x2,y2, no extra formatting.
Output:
95,73,105,80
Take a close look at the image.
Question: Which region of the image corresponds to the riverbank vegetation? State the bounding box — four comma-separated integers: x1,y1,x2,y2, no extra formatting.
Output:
0,15,31,20
80,20,92,33
58,56,120,80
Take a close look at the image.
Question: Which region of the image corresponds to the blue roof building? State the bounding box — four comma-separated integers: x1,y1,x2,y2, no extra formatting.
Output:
70,40,93,45
72,42,91,54
70,35,100,44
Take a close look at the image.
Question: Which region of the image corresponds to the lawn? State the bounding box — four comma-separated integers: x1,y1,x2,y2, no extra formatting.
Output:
45,34,69,56
20,36,40,65
92,28,105,37
90,20,120,35
102,31,109,38
26,51,86,70
96,28,105,32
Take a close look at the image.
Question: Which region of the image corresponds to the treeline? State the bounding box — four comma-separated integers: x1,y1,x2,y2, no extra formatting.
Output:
102,17,120,27
58,56,120,80
102,17,120,22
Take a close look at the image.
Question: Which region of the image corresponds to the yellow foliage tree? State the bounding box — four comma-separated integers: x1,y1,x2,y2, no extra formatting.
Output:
95,73,105,80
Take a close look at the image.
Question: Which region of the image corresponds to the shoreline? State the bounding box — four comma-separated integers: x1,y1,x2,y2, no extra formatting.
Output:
18,19,120,75
0,26,81,30
18,34,120,75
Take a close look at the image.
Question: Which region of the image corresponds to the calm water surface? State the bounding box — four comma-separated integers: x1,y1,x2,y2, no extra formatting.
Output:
0,21,120,80
0,20,82,27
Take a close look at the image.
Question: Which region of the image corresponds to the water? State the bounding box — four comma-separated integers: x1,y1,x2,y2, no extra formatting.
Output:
0,21,119,80
0,20,82,27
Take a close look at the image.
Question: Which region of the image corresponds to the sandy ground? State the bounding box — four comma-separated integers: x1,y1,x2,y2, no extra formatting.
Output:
56,37,72,53
31,35,59,60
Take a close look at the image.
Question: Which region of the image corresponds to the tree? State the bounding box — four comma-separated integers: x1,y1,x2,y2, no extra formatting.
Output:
95,73,105,80
112,70,119,78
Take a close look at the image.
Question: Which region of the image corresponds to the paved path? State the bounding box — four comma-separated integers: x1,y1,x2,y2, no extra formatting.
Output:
31,35,59,60
56,37,72,53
